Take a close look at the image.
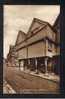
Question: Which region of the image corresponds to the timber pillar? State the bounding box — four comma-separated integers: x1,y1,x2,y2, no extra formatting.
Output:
35,58,39,74
45,57,48,75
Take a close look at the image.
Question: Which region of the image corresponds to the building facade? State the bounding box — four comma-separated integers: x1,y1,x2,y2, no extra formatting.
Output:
12,18,60,75
6,16,60,75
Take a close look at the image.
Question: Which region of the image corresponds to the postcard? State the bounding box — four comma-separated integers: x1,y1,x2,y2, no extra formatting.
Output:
3,5,60,95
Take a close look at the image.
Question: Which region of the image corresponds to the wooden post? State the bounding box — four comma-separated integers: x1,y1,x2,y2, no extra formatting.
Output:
45,57,48,75
35,58,38,73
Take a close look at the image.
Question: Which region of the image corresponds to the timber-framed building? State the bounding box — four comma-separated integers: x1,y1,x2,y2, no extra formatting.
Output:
7,17,60,75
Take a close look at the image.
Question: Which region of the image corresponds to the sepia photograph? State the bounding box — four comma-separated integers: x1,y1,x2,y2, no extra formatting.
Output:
3,5,60,94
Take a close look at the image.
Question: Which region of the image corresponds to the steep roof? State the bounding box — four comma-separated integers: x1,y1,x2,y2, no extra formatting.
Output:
27,18,57,38
15,18,57,47
27,18,48,37
15,30,27,45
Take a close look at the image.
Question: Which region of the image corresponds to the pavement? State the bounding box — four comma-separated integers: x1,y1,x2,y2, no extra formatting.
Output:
5,66,60,94
13,67,60,82
24,69,60,83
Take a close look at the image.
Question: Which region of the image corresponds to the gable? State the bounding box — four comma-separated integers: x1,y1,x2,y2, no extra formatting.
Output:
46,24,56,42
27,18,47,37
15,31,26,45
29,21,41,32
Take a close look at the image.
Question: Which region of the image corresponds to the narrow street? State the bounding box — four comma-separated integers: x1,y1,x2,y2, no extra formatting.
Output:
5,66,60,94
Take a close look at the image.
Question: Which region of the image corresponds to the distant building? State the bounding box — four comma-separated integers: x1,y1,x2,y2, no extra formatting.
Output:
13,17,60,75
7,45,18,66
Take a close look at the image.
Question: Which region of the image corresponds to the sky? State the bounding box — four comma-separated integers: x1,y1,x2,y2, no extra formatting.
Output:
4,5,60,58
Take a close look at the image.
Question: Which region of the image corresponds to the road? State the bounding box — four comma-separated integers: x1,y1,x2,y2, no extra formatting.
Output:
5,67,60,94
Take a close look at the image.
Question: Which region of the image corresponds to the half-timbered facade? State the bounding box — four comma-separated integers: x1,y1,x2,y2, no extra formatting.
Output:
13,18,60,75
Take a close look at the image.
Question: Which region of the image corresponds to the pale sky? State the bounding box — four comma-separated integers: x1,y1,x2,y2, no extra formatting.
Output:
4,5,60,58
